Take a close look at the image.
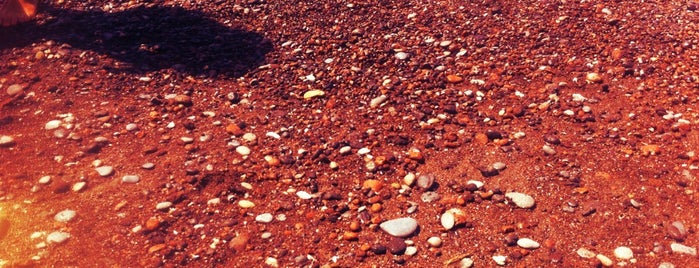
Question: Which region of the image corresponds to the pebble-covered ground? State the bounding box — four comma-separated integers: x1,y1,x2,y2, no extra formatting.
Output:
1,0,699,267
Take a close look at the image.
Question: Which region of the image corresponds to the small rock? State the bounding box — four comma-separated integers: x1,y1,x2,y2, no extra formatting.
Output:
242,133,257,143
459,257,474,268
54,210,76,223
403,173,416,186
265,257,279,268
441,208,467,230
492,255,507,266
427,236,442,247
517,238,540,249
238,200,255,208
145,217,161,231
95,166,114,177
505,192,535,209
370,95,388,108
416,173,435,189
404,246,417,256
38,175,51,184
542,144,556,155
576,247,596,258
614,246,633,260
586,72,603,83
380,217,418,237
395,52,409,60
45,120,62,130
667,221,688,241
446,74,464,83
236,145,251,156
670,242,697,256
0,135,16,147
173,95,192,105
658,262,676,268
387,237,407,255
6,84,24,96
46,231,70,244
155,202,172,210
229,233,249,251
72,181,86,192
421,191,441,203
596,254,613,266
303,89,325,99
255,213,274,223
142,163,155,170
492,162,507,171
121,175,140,183
296,191,313,200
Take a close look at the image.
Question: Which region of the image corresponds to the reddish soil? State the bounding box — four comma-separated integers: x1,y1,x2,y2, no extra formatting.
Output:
1,0,699,267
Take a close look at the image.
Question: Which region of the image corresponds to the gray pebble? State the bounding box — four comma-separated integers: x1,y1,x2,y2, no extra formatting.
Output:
380,217,418,237
416,173,435,189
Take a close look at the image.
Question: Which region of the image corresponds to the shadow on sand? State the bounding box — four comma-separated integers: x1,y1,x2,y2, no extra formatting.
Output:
0,4,273,78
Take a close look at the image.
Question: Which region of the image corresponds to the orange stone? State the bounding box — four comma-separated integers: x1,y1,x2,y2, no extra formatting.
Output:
474,133,488,145
225,123,244,136
148,244,166,253
362,179,383,192
145,217,161,231
640,144,661,156
446,74,464,83
407,147,424,160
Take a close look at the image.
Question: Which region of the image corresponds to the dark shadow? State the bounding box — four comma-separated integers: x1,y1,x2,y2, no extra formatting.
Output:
0,4,273,78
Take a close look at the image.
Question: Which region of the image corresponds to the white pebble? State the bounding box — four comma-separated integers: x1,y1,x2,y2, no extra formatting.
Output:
576,247,596,258
339,146,352,155
265,257,279,268
404,246,418,256
45,120,62,130
155,201,172,210
614,246,633,260
403,172,416,186
370,95,388,108
255,213,274,223
296,191,313,200
492,162,507,171
466,180,484,189
38,175,51,184
242,133,257,142
95,166,114,177
395,52,409,60
265,132,281,139
54,210,76,222
125,123,138,131
121,175,140,183
517,238,540,249
142,163,155,169
427,236,442,247
357,147,371,155
492,255,507,266
72,181,86,192
238,200,255,208
236,145,251,156
670,242,697,256
207,198,221,205
596,254,613,266
380,217,418,237
542,144,556,155
46,231,70,243
658,262,676,268
0,135,15,147
460,257,474,268
505,192,535,209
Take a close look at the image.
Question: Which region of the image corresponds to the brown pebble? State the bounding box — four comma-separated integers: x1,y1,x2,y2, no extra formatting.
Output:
387,237,406,255
343,231,359,241
148,244,166,253
225,124,245,136
350,221,361,232
474,133,488,145
145,217,161,231
446,74,464,83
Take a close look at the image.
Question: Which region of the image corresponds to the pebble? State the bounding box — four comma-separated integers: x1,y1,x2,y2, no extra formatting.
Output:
614,246,633,259
255,213,274,223
370,95,388,108
427,236,442,247
576,247,596,258
303,89,325,99
466,180,484,189
517,238,540,249
380,217,418,237
492,162,507,171
72,181,86,192
667,221,688,241
242,133,257,143
542,144,556,155
596,254,613,266
6,84,24,96
404,246,417,256
0,135,15,147
45,120,62,130
238,200,255,208
387,237,407,255
266,132,281,139
357,147,371,155
229,233,249,251
142,163,155,169
95,166,114,177
658,262,676,268
125,123,138,131
339,146,352,155
441,208,467,230
492,255,507,266
416,173,435,189
236,145,251,156
54,210,76,222
403,173,416,186
586,72,603,83
460,257,474,268
670,242,697,256
395,52,409,60
505,192,535,209
421,191,441,202
296,191,313,200
446,74,464,83
121,175,140,183
46,231,70,244
155,202,172,210
38,175,51,184
265,257,279,268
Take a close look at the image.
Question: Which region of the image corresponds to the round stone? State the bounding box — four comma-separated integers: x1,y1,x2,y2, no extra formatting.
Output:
614,246,633,260
404,246,417,256
505,192,535,209
380,217,418,237
236,145,251,156
460,257,474,268
6,84,24,96
427,236,442,247
395,52,409,60
54,210,76,222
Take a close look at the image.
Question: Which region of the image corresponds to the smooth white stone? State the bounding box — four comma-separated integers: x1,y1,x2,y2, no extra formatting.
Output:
614,246,633,260
255,213,274,223
46,231,70,243
54,210,76,222
505,192,535,209
95,166,114,177
517,238,540,249
380,217,418,237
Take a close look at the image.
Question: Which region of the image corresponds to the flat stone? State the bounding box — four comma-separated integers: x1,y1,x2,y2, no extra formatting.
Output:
54,210,76,222
517,238,540,249
296,191,313,200
404,246,417,256
576,247,596,258
505,192,535,209
46,231,70,243
614,246,633,259
95,166,114,177
370,95,388,108
303,89,325,99
121,175,140,183
0,135,15,147
380,217,418,237
670,242,697,256
238,200,255,208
